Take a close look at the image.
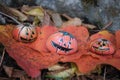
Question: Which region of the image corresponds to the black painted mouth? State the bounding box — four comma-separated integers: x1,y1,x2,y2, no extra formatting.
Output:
92,46,109,51
51,41,72,52
20,37,36,42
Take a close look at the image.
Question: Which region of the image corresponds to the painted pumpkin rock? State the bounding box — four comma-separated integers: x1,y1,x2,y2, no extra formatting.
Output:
46,31,78,55
88,31,116,55
12,23,38,42
26,26,58,53
89,38,115,55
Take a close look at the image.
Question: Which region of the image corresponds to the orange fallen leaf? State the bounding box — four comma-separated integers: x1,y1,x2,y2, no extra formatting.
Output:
61,30,120,74
1,25,120,78
115,30,120,49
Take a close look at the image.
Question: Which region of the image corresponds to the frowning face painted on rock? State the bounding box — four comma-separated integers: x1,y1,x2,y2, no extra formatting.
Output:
46,31,78,55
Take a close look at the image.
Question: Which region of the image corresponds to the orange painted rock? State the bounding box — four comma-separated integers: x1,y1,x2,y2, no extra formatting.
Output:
12,23,38,43
46,31,78,55
88,30,116,55
89,38,115,55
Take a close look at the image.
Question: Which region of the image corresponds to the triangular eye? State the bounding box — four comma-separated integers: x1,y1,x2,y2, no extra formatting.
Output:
60,38,63,42
69,42,71,44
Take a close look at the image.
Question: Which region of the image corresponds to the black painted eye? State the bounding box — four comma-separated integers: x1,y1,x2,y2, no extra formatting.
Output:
69,42,71,44
26,32,29,35
32,31,35,34
103,43,106,46
97,42,101,45
64,44,66,46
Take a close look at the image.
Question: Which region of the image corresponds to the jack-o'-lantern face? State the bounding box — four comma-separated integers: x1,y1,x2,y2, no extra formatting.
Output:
13,23,37,42
90,38,115,55
46,31,78,55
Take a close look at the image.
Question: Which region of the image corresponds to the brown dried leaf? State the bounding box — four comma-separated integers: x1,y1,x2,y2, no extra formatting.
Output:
31,76,41,80
51,13,63,27
3,65,13,77
21,5,31,12
62,14,73,20
0,77,10,80
42,12,53,26
20,75,41,80
82,23,96,29
12,69,26,78
62,18,82,27
20,76,29,80
0,4,17,19
8,8,28,21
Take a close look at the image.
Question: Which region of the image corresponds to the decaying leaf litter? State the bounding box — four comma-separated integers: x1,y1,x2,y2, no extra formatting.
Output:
0,4,120,80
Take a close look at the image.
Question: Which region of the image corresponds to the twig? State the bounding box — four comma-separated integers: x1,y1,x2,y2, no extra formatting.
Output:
103,66,107,80
91,21,113,33
0,11,21,24
0,48,5,67
62,14,73,20
101,21,113,30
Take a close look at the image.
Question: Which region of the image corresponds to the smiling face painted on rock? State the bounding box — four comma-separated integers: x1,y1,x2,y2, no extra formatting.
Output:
90,38,115,55
13,23,38,43
46,31,78,55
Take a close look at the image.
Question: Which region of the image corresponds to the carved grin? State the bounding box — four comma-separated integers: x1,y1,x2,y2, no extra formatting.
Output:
92,46,109,51
51,41,73,52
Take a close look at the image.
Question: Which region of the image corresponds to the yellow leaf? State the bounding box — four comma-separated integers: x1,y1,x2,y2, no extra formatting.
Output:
24,7,44,17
